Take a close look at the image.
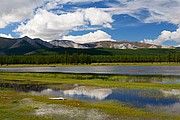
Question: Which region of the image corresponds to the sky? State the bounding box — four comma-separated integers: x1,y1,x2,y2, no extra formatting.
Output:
0,0,180,46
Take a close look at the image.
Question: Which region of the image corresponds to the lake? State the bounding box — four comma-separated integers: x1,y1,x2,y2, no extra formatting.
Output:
0,66,180,75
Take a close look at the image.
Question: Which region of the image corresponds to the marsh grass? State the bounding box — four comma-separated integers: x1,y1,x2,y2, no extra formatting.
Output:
0,72,180,90
0,62,180,68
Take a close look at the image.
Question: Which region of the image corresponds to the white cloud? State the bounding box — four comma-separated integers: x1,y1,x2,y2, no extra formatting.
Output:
0,0,46,28
0,33,13,38
84,8,113,28
15,9,85,41
43,1,59,10
15,8,113,41
144,28,180,45
62,30,114,43
55,0,102,4
176,45,180,47
107,0,180,25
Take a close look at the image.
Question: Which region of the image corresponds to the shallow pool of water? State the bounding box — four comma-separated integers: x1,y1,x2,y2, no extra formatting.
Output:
1,81,179,113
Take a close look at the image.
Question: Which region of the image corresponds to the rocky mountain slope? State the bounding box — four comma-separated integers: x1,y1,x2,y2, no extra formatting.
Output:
49,40,95,49
0,36,55,55
0,37,17,49
50,40,166,49
10,36,54,49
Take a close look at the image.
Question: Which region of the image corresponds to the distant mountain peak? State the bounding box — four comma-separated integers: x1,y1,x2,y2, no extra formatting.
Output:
21,36,31,40
6,36,53,49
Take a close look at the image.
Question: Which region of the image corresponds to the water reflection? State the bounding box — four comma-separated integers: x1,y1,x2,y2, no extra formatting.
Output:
27,86,180,109
154,80,180,84
0,66,180,75
63,86,112,100
160,89,180,98
0,82,47,92
105,90,179,107
160,102,180,114
113,77,180,84
147,102,180,115
30,88,64,97
30,86,112,101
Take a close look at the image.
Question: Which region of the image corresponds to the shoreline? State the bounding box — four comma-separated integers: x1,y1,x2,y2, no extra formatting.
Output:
0,62,179,68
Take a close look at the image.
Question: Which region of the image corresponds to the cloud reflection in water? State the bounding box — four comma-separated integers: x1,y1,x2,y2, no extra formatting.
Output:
30,86,112,100
63,86,112,100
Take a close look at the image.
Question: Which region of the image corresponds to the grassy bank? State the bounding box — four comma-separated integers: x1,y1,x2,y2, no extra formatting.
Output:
0,72,180,90
0,62,180,68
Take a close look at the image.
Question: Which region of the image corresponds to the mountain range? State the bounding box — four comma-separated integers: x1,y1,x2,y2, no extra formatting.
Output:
50,40,165,49
0,36,176,55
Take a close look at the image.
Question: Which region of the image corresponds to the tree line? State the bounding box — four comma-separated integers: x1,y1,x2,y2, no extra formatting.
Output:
0,54,180,65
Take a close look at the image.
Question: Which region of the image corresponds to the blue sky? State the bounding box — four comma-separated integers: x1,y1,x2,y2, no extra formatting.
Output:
0,0,180,46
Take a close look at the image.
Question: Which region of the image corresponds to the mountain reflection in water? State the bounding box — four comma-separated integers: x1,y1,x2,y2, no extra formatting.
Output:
63,86,112,100
30,86,112,101
0,82,47,92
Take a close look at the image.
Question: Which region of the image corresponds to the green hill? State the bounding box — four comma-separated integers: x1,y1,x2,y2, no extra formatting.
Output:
24,47,180,56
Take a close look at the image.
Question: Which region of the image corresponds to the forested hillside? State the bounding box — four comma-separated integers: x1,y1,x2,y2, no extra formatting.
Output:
0,53,179,65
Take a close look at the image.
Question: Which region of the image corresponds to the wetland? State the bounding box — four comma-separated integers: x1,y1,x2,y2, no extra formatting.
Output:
0,66,180,120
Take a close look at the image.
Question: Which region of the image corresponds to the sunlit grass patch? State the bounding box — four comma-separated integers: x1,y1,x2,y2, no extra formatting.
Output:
0,72,180,90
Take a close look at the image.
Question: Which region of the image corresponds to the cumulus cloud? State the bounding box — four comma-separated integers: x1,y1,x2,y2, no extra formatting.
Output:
0,33,13,38
15,8,113,41
62,30,114,43
144,28,180,45
0,0,46,28
15,9,85,40
84,8,113,28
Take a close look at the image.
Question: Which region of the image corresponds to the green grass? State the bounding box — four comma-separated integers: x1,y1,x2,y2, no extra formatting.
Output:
0,90,51,120
0,62,180,68
0,72,180,90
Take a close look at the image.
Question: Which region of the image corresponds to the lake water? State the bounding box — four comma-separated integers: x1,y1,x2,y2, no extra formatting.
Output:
0,81,180,114
31,87,179,108
0,66,180,75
